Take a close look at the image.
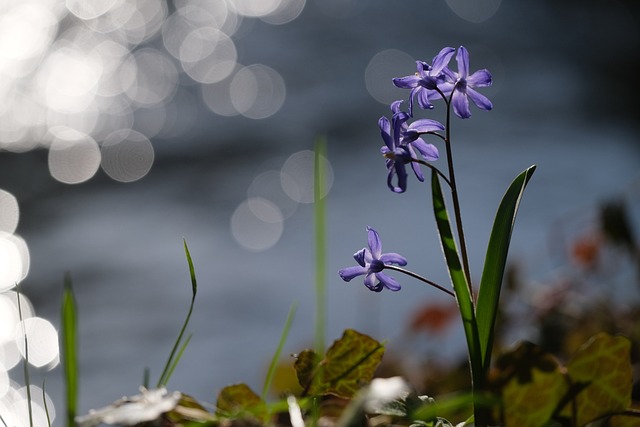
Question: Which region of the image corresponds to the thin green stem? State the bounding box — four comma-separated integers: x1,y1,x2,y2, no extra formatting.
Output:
437,87,474,296
383,265,455,297
16,286,34,427
411,158,451,187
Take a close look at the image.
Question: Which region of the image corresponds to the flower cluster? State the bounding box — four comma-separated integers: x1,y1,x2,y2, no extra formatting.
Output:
341,46,493,293
381,45,492,194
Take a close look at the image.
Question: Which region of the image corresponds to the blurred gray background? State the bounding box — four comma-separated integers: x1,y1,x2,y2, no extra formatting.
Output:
0,0,639,422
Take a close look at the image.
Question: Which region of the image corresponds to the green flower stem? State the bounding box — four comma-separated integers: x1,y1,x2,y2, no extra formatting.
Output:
383,265,454,297
412,157,451,187
437,87,474,296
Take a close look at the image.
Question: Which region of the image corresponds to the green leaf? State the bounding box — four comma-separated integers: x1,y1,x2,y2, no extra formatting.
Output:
216,384,265,418
476,165,535,375
560,333,633,426
61,273,78,427
430,171,482,386
491,341,567,427
294,329,385,398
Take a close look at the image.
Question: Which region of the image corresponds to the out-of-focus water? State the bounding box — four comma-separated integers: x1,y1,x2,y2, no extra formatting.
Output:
1,0,639,423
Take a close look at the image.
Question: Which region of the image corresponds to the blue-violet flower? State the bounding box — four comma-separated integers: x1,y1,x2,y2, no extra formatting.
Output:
338,226,408,292
379,101,442,193
439,46,493,119
392,47,456,116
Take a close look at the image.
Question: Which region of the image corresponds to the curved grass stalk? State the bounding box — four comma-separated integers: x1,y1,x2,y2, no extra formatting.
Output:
261,302,298,400
157,239,198,388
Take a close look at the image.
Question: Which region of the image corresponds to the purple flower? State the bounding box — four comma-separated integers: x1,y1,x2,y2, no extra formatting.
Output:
392,47,456,116
379,101,442,193
339,226,408,292
439,46,493,119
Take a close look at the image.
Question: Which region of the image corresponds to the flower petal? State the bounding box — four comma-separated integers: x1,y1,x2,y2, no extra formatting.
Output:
378,116,393,150
338,266,368,282
367,226,382,258
467,87,493,111
416,87,434,110
364,273,381,291
379,252,407,266
376,272,401,291
408,119,445,133
392,75,420,89
431,47,455,75
387,160,407,193
452,88,471,119
456,46,469,79
407,145,425,182
390,100,404,114
411,139,439,161
467,69,492,87
353,248,367,266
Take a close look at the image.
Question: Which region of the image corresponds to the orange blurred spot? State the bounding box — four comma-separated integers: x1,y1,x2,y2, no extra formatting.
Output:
408,302,458,334
571,233,601,269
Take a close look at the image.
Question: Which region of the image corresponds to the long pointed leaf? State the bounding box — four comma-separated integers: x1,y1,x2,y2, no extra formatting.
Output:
431,170,482,385
62,274,78,427
476,165,536,375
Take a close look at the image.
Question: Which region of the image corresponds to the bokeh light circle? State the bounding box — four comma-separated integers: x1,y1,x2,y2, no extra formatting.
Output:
12,385,56,426
231,0,281,18
0,190,19,234
260,0,306,25
446,0,502,23
0,234,30,293
180,27,238,84
365,49,416,105
65,0,118,20
231,198,284,251
126,48,179,107
15,317,59,369
247,170,299,219
280,150,333,204
0,291,34,371
48,127,101,184
100,129,154,182
229,64,286,119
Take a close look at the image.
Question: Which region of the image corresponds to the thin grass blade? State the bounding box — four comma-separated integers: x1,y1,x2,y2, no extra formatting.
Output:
61,274,78,427
261,302,298,400
476,165,536,375
314,137,327,356
16,286,34,427
157,240,198,387
42,379,51,427
163,334,193,385
431,171,482,384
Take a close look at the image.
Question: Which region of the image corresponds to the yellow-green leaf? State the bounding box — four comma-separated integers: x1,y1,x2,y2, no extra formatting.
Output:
561,333,632,426
493,341,568,427
294,329,384,398
216,383,265,418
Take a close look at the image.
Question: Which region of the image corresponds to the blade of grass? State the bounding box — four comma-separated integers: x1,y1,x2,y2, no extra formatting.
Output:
476,165,536,376
431,171,482,391
314,137,327,356
16,285,34,427
142,367,150,389
61,273,78,427
157,239,198,387
42,379,51,427
163,334,193,385
261,302,298,400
